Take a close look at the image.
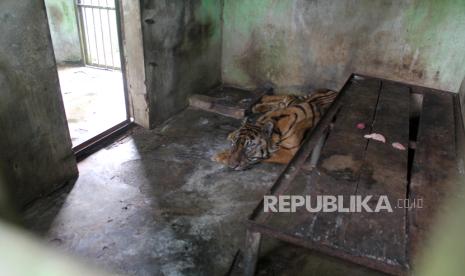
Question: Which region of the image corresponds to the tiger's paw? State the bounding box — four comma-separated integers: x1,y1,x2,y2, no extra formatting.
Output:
212,150,230,165
251,104,270,114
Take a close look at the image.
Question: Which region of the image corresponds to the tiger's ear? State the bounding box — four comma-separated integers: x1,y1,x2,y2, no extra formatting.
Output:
263,121,274,138
227,131,235,141
241,117,250,126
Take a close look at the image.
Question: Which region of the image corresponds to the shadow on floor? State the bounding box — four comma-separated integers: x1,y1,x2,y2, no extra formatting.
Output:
22,106,385,275
22,178,76,235
22,107,282,275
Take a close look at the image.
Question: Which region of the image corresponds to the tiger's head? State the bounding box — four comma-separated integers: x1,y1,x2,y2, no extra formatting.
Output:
226,118,278,170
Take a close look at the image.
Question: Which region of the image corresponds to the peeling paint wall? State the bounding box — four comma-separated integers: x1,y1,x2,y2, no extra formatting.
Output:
44,0,82,64
222,0,465,93
0,0,78,207
140,0,223,127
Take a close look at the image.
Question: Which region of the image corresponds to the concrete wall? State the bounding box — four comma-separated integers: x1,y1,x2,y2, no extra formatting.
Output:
222,0,465,93
44,0,82,64
121,0,150,129
0,0,78,207
140,0,223,127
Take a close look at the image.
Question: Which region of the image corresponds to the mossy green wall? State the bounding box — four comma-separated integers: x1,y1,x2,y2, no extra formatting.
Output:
45,0,82,64
222,0,465,92
141,0,223,126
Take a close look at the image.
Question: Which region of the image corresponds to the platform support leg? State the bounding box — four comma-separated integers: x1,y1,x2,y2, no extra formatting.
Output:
243,230,261,276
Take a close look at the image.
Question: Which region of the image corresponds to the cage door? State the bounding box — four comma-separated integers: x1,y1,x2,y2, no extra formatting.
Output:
76,0,121,69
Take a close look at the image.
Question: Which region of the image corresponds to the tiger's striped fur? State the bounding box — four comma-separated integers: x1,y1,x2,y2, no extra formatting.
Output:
252,88,337,113
214,88,337,170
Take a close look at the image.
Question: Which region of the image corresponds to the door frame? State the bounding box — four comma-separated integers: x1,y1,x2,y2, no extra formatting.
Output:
71,0,133,159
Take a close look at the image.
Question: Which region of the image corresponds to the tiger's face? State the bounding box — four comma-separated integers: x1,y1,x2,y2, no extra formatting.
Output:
226,120,277,170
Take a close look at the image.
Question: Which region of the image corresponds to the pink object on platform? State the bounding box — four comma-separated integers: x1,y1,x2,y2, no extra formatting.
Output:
363,133,386,143
392,142,406,151
356,123,366,129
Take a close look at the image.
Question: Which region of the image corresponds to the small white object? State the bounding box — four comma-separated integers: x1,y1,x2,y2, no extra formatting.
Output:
364,133,386,143
392,142,406,151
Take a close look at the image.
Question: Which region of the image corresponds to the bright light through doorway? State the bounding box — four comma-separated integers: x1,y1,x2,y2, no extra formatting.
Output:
45,0,129,148
58,66,127,146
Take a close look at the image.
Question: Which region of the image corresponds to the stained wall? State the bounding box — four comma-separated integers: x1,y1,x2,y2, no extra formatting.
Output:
140,0,223,126
0,0,78,207
44,0,82,64
222,0,465,93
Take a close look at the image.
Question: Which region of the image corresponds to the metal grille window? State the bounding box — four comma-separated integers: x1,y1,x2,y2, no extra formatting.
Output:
77,0,121,69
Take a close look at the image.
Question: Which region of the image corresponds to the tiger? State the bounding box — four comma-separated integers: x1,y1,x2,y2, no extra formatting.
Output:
213,89,337,170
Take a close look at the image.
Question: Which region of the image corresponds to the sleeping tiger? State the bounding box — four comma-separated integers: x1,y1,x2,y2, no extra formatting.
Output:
213,89,337,170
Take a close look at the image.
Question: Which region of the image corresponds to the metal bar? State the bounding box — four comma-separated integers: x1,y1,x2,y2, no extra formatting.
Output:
246,220,408,276
90,3,101,65
97,0,108,68
105,0,115,67
73,120,133,161
80,6,93,64
76,4,116,10
84,63,120,71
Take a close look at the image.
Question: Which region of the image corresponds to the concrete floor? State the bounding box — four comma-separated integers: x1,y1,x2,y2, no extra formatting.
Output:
58,66,127,146
22,107,383,275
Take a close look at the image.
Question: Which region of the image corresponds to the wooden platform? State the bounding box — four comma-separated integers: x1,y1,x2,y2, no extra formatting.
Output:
243,75,463,275
189,86,270,119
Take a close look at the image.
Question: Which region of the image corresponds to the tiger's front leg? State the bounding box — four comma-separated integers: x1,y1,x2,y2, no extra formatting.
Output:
252,95,293,113
262,148,296,164
212,149,231,165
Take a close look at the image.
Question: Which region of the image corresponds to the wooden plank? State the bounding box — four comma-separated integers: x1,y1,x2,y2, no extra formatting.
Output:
247,76,460,274
264,77,382,247
408,89,457,260
343,80,410,268
304,77,383,252
189,94,246,119
189,86,270,119
262,77,413,273
250,76,350,223
247,220,407,276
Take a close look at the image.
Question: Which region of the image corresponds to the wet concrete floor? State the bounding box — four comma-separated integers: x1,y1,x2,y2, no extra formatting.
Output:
23,107,382,276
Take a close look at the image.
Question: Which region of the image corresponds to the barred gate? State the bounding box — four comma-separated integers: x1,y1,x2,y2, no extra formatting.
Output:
76,0,121,69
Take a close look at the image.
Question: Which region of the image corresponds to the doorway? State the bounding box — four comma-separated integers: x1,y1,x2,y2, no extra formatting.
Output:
44,0,130,149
